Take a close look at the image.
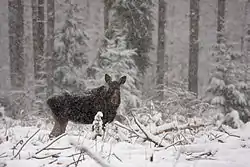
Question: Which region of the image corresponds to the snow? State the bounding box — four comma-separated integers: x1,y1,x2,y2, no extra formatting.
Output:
0,121,250,167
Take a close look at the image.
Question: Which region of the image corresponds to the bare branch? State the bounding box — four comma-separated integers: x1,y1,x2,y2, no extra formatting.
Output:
12,129,40,159
219,126,240,138
151,122,208,135
132,115,168,147
46,146,72,150
154,140,183,151
71,141,114,167
35,133,67,155
31,152,61,159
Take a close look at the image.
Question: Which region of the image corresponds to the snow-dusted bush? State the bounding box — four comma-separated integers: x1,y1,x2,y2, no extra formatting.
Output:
132,86,215,128
205,43,250,127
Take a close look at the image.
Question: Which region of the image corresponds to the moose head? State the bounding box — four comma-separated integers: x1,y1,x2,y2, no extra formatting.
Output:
104,74,126,105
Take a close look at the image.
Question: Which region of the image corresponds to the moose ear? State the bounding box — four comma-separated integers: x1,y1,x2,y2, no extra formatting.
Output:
119,76,126,85
105,74,112,83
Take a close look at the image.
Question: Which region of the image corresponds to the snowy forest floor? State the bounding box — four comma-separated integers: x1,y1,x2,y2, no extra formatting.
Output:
0,115,250,167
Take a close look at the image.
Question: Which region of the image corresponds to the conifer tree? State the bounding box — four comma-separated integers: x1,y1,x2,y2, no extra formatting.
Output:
206,43,250,126
54,0,88,93
88,33,141,111
112,0,154,75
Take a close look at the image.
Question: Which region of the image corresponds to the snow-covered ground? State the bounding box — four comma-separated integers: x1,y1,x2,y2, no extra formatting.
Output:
0,117,250,167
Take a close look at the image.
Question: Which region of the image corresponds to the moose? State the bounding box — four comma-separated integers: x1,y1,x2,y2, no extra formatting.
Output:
47,74,126,138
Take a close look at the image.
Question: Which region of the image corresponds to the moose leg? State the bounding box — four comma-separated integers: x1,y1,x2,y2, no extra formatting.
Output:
49,112,68,138
49,119,62,138
60,119,68,134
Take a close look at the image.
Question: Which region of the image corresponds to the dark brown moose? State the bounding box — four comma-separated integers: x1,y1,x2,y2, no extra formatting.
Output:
47,74,126,138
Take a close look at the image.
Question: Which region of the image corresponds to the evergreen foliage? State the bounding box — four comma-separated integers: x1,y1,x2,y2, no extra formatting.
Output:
54,0,88,93
112,0,154,75
87,33,142,112
206,43,250,125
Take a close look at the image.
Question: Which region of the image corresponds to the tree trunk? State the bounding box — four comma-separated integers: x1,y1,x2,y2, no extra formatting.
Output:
9,0,25,89
188,0,200,95
217,0,226,44
245,0,250,83
46,0,55,98
156,0,166,101
32,0,45,112
37,0,45,81
8,0,25,118
32,0,38,80
103,0,114,48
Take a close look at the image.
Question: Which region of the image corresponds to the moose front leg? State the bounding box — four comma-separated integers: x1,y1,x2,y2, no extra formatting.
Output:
49,118,68,138
49,119,62,138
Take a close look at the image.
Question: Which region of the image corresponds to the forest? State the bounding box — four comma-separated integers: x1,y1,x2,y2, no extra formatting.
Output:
0,0,250,167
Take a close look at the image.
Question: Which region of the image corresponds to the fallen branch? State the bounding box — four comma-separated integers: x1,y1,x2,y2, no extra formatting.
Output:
133,115,168,147
12,129,40,159
12,140,23,156
66,152,82,158
114,121,145,139
75,151,84,167
151,122,208,135
66,157,85,167
154,140,183,151
112,153,122,162
31,152,61,159
35,133,67,155
219,126,240,138
0,152,7,158
186,150,217,161
48,159,58,164
71,141,114,167
46,146,72,151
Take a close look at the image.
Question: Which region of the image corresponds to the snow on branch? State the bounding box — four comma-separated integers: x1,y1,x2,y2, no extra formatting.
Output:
132,114,168,147
70,140,114,167
151,122,209,135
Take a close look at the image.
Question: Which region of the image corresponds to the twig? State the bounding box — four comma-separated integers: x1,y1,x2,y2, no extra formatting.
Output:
35,133,67,155
12,139,23,156
112,153,123,162
219,127,240,138
0,152,7,158
186,151,217,161
66,152,82,157
75,152,84,167
0,152,6,157
66,157,85,167
46,146,72,150
132,114,168,147
48,159,58,164
32,152,61,159
156,132,168,147
151,122,208,135
154,140,183,151
114,121,145,139
12,129,40,159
